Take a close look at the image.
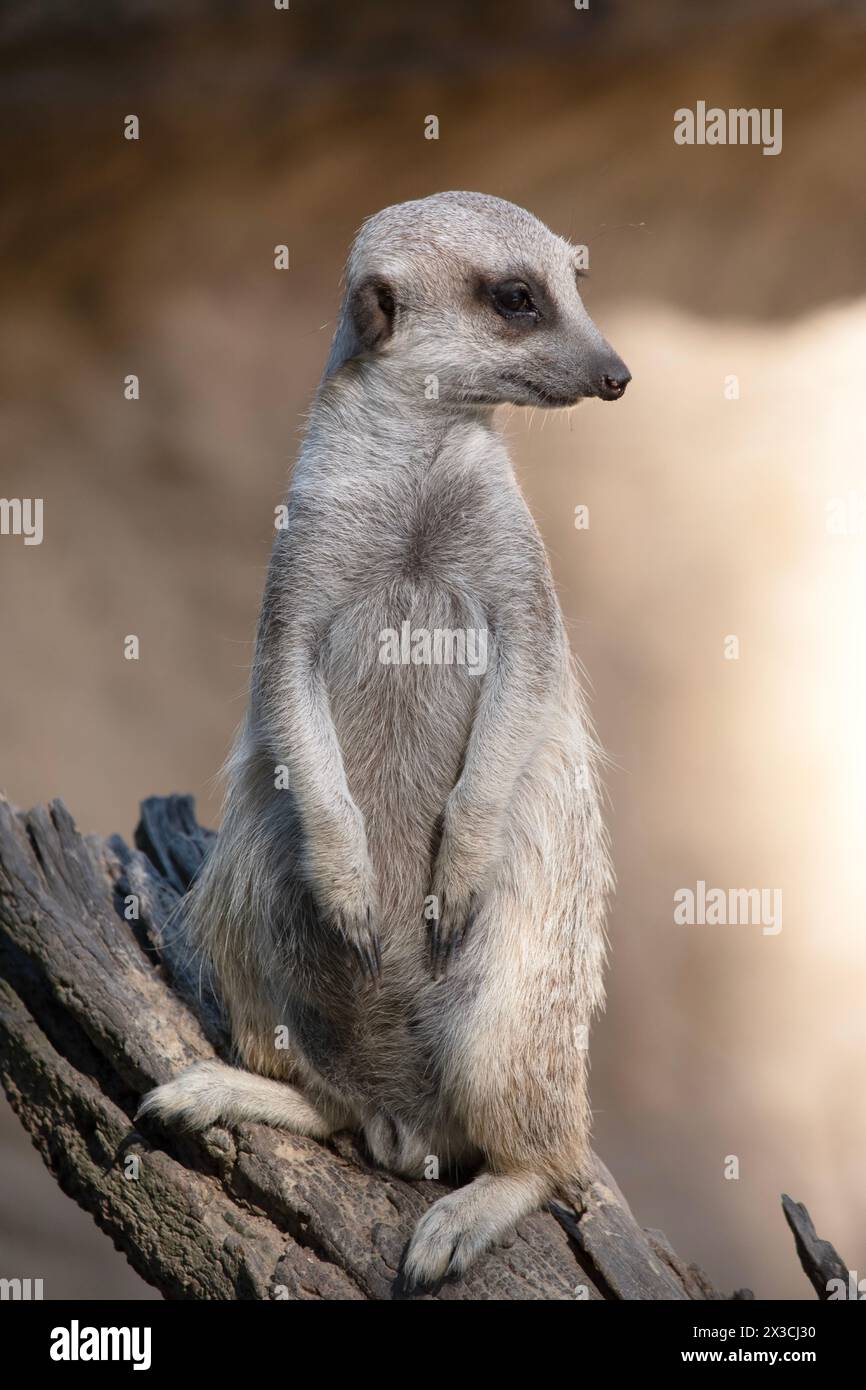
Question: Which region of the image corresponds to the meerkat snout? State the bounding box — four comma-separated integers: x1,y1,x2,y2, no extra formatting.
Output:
325,190,630,410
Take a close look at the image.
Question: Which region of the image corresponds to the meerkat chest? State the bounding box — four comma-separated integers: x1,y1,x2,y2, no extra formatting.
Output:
322,574,485,850
361,462,538,601
290,431,552,632
323,576,489,686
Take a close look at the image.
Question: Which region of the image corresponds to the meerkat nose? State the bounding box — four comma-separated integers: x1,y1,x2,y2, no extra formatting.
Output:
601,371,630,399
596,357,632,401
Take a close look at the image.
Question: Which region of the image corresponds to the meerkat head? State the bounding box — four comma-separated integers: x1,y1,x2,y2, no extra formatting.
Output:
325,191,630,409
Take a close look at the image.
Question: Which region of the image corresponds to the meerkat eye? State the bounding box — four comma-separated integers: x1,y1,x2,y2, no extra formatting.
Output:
490,280,538,321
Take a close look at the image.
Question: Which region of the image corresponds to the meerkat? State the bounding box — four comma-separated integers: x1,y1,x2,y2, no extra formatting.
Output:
138,191,630,1288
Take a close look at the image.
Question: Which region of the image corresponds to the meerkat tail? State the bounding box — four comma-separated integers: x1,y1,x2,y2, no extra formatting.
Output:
135,1059,336,1137
402,1169,552,1288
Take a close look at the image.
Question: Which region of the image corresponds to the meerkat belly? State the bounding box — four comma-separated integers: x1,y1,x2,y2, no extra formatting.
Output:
324,579,485,923
305,579,485,1122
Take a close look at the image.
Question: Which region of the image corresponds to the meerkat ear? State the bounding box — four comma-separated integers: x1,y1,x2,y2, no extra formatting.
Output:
350,279,396,353
325,278,396,375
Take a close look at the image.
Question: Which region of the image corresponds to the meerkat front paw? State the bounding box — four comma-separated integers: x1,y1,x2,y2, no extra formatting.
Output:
428,795,500,978
426,845,487,982
426,795,498,978
304,805,382,983
426,875,481,981
325,898,382,984
312,870,381,983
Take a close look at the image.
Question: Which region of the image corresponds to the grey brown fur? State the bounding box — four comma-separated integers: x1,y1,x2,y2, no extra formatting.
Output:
139,191,630,1287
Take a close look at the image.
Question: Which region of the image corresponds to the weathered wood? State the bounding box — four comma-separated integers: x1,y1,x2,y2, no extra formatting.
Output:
0,791,734,1299
782,1194,851,1300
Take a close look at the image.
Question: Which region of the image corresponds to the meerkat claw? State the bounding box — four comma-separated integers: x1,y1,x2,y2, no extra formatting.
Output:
427,893,479,980
443,904,478,979
345,915,382,984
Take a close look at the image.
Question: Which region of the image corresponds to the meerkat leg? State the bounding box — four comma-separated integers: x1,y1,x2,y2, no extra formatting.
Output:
136,1059,344,1137
255,613,381,980
403,1168,551,1288
427,601,560,978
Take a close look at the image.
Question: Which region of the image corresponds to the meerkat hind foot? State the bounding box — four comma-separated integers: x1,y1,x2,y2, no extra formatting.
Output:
363,1111,433,1178
403,1169,551,1288
136,1059,336,1137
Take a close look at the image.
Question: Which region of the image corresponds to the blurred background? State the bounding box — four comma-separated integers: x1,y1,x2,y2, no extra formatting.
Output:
1,0,865,1299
